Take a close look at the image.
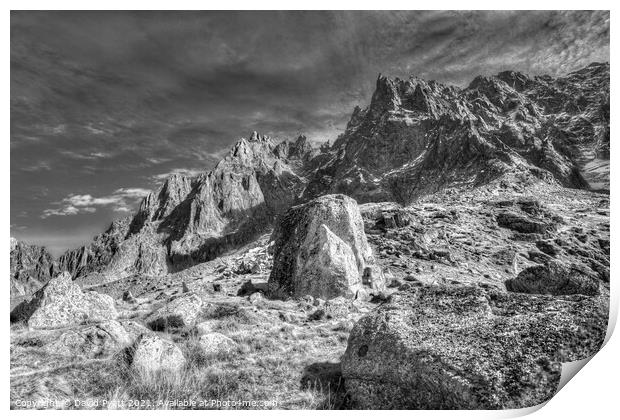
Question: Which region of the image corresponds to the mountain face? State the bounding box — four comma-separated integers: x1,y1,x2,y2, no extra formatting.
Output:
10,238,57,298
57,218,132,279
56,133,315,281
46,62,609,283
302,62,609,203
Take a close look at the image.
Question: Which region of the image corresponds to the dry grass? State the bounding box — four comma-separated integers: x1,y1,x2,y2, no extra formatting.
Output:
10,297,357,410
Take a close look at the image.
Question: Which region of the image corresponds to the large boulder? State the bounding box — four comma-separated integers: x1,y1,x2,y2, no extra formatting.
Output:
342,285,607,409
506,260,599,296
10,272,118,329
130,334,186,375
268,194,384,299
146,293,203,331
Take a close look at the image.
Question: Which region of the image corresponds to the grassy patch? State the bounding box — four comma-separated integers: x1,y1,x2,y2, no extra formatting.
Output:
11,297,361,409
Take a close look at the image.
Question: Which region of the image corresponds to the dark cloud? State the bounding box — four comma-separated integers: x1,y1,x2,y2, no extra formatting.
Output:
10,10,609,255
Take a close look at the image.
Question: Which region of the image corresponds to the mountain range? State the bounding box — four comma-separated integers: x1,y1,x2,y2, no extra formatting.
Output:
11,62,610,296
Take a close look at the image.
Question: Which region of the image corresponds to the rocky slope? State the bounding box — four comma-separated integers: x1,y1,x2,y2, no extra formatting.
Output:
10,176,609,409
10,237,57,299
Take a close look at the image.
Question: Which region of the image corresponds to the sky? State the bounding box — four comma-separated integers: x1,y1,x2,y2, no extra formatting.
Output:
10,10,610,256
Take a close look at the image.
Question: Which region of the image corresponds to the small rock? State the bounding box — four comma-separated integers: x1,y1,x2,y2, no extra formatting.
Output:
198,333,237,356
45,320,132,358
146,293,203,331
388,278,403,288
535,240,560,257
527,250,553,264
398,282,413,292
130,334,185,375
279,311,304,323
403,274,419,282
369,291,389,303
355,289,370,301
362,265,386,290
194,320,217,335
496,212,549,234
122,290,137,303
248,292,264,305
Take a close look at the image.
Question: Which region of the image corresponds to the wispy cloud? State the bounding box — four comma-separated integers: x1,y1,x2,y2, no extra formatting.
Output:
41,187,150,218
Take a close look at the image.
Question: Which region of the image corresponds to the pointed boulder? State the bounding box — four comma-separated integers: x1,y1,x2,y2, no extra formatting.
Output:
10,272,118,329
268,194,384,299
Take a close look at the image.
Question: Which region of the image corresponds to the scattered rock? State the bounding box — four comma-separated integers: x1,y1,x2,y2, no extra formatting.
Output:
146,293,203,331
309,297,353,320
10,272,118,329
589,260,610,284
506,261,599,296
403,274,419,282
198,333,237,356
194,320,218,335
598,238,610,256
388,278,404,288
122,290,137,303
361,265,386,291
248,292,264,305
279,311,304,323
45,320,132,358
535,240,560,257
517,198,543,215
527,250,553,264
375,210,411,230
238,280,269,296
496,212,549,234
130,334,186,375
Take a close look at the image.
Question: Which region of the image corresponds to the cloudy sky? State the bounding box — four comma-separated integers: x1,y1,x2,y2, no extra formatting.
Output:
11,10,610,256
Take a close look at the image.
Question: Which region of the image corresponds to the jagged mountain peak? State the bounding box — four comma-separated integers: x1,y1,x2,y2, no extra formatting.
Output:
10,237,58,298
306,62,609,204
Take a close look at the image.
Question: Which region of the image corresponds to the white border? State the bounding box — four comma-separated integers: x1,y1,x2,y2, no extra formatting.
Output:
3,2,617,419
